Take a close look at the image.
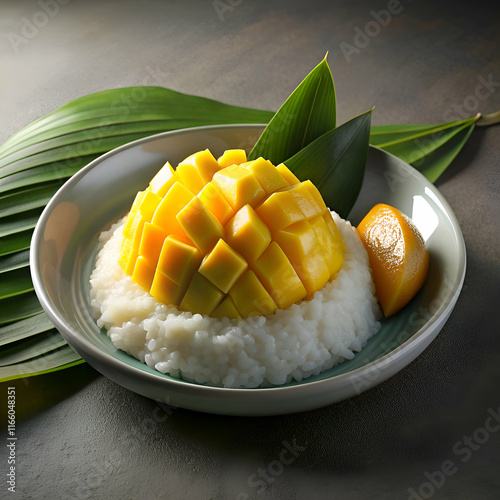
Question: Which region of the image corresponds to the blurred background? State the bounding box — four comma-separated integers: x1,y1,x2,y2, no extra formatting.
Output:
2,0,499,139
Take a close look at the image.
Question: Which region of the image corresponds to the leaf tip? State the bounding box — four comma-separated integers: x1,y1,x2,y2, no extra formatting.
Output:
322,52,331,70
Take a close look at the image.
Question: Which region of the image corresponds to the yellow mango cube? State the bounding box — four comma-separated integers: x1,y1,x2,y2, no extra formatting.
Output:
176,197,223,254
122,210,148,274
151,182,194,237
198,182,235,226
287,181,325,219
138,222,169,266
225,204,271,262
150,270,182,306
276,163,300,185
229,270,278,317
132,256,156,292
179,273,224,316
303,180,328,213
199,239,248,293
149,162,177,197
177,149,220,189
309,215,344,276
118,236,133,271
157,235,202,286
175,163,205,195
212,165,265,211
255,189,305,233
217,149,247,168
244,157,288,195
139,190,162,220
123,191,146,237
253,242,307,309
211,296,242,319
123,247,139,276
323,212,345,254
274,220,331,297
127,208,148,240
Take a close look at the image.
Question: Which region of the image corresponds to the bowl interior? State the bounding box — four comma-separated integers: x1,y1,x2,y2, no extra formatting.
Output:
31,124,466,413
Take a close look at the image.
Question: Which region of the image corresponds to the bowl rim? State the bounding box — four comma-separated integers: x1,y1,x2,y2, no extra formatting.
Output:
30,124,467,406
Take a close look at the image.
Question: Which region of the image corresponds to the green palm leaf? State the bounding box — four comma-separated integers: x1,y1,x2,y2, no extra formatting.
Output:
0,157,99,194
369,116,474,145
248,55,336,163
0,249,30,273
0,267,34,300
0,87,274,159
286,109,372,218
372,118,475,161
0,120,194,170
409,122,476,182
369,110,500,182
0,208,43,238
0,293,43,325
0,313,55,346
0,332,67,366
0,346,84,382
0,182,64,217
0,229,33,257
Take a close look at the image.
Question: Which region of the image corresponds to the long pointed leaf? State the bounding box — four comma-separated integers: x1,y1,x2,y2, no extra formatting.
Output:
0,155,99,194
249,56,335,163
0,312,55,346
0,250,30,273
381,121,474,164
0,267,33,299
0,292,43,325
0,208,43,237
369,117,474,146
0,87,274,159
410,122,476,182
286,110,372,218
0,229,33,257
0,120,194,169
0,345,83,382
0,331,66,366
0,132,160,179
0,182,63,217
370,123,442,135
0,117,265,171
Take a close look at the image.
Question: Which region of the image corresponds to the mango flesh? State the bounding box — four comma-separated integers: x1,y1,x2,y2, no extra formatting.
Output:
119,149,345,318
356,203,429,317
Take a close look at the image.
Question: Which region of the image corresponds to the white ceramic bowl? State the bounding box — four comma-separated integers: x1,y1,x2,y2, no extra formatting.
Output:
30,125,466,416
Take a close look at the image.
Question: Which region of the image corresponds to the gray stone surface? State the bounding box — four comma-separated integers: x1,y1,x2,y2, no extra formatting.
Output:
1,0,499,498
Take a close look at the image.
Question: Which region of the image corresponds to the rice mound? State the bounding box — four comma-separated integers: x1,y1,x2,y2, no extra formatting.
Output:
90,212,382,388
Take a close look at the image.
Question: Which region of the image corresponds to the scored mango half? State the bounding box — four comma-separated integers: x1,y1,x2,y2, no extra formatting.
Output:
118,149,344,318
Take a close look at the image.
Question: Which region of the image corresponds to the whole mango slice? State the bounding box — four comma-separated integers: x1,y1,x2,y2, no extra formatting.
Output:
118,149,345,318
356,203,429,317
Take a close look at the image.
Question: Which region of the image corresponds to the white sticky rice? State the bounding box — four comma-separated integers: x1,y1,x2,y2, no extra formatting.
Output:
90,212,381,388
